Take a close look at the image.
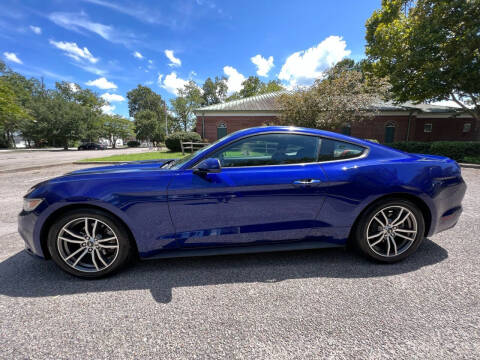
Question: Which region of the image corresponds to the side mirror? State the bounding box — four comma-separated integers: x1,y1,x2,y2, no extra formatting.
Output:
194,158,221,174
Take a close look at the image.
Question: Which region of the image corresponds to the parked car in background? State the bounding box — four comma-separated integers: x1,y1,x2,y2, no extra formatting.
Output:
19,126,466,278
78,142,107,150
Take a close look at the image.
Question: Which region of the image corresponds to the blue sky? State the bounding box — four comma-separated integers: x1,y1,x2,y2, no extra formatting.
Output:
1,0,382,118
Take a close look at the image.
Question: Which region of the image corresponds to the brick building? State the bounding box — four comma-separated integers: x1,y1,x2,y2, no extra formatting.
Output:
194,92,477,143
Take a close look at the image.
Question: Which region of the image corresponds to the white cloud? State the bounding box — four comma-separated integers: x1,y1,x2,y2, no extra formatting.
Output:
29,25,42,34
49,40,99,64
82,0,172,26
165,50,181,67
49,12,112,40
74,64,107,76
86,77,117,89
159,72,187,95
251,54,274,77
278,35,351,87
133,51,143,59
101,93,125,102
148,59,153,64
223,66,245,94
48,11,136,46
101,104,115,114
3,52,22,64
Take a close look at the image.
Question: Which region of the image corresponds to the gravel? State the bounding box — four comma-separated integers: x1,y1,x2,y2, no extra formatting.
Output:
0,165,479,359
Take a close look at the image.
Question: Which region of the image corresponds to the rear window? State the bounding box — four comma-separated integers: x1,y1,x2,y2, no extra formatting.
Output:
318,138,366,161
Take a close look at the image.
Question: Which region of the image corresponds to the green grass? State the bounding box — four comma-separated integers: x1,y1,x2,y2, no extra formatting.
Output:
81,151,185,162
463,156,480,164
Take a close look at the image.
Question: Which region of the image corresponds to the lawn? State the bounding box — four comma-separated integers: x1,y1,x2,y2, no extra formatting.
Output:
81,151,185,162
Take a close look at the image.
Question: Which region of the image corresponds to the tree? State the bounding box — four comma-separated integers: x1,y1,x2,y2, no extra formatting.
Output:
365,0,480,129
227,77,285,101
134,109,164,146
102,115,134,148
0,78,29,147
126,85,165,118
202,77,227,105
278,61,389,130
170,80,204,131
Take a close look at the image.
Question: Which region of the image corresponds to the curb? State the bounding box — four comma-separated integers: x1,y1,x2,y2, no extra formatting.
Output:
0,162,74,174
72,161,126,165
459,163,480,169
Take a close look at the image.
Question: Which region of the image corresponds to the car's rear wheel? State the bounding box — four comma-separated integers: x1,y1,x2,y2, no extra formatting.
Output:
355,198,425,263
47,209,132,278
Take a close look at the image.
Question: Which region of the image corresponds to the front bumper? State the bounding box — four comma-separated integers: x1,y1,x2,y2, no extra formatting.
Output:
18,210,45,258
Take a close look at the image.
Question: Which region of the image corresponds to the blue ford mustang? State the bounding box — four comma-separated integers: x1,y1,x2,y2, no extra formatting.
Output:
18,126,466,278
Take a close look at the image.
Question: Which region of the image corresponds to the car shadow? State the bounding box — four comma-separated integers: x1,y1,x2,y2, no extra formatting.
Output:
0,239,447,304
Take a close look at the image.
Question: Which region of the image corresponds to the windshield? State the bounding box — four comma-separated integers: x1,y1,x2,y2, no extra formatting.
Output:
163,132,238,170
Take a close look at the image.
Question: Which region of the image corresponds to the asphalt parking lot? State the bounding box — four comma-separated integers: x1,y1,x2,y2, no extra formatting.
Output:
0,147,148,173
0,164,479,359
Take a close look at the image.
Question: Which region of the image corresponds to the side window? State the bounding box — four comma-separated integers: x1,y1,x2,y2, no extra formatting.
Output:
209,133,319,167
318,138,366,161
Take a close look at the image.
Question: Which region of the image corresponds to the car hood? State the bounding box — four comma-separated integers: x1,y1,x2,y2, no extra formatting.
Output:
66,159,176,176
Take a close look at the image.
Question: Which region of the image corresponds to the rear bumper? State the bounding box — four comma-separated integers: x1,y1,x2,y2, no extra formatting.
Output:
428,176,467,236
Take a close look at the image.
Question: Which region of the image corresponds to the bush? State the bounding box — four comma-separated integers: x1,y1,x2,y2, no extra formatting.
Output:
430,141,480,161
127,140,140,147
165,132,202,152
389,141,432,154
388,141,480,162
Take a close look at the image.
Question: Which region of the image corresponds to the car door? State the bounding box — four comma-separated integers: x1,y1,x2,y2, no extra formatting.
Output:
310,137,370,243
167,133,328,249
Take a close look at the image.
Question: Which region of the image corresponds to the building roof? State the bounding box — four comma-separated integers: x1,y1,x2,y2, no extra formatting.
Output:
195,91,464,114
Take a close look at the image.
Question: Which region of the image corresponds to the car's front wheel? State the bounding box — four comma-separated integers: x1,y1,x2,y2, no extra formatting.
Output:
355,198,425,263
47,209,132,278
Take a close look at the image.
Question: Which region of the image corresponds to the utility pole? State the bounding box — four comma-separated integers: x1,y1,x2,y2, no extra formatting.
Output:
164,100,168,136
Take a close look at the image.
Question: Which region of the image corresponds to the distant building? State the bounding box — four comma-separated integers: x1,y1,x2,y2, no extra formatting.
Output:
194,92,477,143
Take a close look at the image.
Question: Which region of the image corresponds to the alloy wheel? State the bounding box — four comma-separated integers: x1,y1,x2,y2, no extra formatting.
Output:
57,217,120,273
366,205,418,257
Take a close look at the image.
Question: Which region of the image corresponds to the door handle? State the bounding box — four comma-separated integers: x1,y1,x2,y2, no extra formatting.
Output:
293,179,322,185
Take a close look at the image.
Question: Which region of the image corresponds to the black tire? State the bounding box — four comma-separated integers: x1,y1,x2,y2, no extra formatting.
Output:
354,198,425,263
47,208,133,279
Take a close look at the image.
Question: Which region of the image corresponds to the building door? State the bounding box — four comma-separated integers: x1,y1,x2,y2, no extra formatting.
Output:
341,124,351,136
217,123,227,139
385,123,395,143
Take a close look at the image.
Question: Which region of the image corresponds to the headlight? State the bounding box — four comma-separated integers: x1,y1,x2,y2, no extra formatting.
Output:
23,198,44,212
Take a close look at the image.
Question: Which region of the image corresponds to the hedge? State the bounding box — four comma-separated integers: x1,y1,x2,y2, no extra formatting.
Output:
165,132,202,152
388,141,480,161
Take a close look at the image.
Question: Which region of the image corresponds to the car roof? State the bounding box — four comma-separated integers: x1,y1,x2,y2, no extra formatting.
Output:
224,126,375,147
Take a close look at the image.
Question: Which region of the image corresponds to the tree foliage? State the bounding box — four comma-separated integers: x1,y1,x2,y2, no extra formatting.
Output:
126,85,165,118
365,0,480,122
1,62,110,149
102,115,134,148
202,77,228,105
227,76,285,101
278,60,389,129
127,85,167,145
134,109,164,146
170,80,204,132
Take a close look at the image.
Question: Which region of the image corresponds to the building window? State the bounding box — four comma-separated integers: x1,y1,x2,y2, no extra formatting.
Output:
424,123,432,133
463,123,472,133
217,123,227,140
